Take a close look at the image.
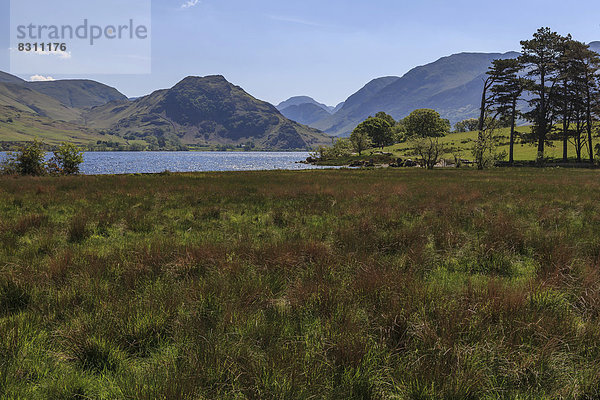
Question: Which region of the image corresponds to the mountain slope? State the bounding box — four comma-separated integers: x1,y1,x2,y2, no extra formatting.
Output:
312,76,399,134
316,53,519,136
279,103,332,126
26,80,128,109
332,102,345,114
0,83,82,122
0,72,25,84
85,75,330,150
0,105,124,147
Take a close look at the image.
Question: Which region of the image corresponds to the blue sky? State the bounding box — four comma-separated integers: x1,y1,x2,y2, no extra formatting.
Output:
2,0,600,106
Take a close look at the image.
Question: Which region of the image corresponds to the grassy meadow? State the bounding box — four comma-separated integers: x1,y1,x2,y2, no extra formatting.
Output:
388,128,577,162
2,169,600,398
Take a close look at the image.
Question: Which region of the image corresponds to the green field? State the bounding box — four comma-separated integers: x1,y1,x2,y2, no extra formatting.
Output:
2,169,600,398
387,128,578,161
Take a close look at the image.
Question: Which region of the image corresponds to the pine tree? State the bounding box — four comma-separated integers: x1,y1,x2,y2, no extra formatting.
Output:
519,27,566,162
488,58,524,165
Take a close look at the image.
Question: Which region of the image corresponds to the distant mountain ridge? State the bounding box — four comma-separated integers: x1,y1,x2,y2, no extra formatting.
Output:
277,96,333,113
2,40,600,146
84,75,331,150
0,73,127,110
0,71,331,150
313,43,599,136
26,80,128,108
315,53,520,136
276,95,343,128
279,103,332,126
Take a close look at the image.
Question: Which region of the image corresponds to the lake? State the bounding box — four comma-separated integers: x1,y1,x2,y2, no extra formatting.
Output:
0,151,326,175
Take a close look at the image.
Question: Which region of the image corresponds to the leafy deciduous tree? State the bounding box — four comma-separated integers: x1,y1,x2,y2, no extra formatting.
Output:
404,109,450,169
353,117,394,149
349,129,372,156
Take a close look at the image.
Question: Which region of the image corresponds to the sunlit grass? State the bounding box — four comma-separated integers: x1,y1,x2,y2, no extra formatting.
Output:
386,127,580,161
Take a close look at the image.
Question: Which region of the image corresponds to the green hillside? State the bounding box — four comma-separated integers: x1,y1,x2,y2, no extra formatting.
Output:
0,83,83,123
0,105,126,147
27,80,128,109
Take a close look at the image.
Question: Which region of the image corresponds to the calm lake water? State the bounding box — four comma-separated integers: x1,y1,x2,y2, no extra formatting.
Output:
0,151,324,175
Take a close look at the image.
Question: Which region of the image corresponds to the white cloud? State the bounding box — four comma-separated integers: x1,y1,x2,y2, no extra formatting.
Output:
181,0,200,9
30,75,56,82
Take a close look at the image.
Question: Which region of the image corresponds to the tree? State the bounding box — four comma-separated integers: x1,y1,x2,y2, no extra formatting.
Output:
375,111,396,127
353,117,393,149
474,69,504,169
488,58,524,164
412,137,446,170
49,143,85,175
552,39,600,163
392,121,407,143
404,109,450,169
520,27,566,162
454,118,479,132
580,45,600,163
556,38,579,162
403,109,450,138
349,128,372,156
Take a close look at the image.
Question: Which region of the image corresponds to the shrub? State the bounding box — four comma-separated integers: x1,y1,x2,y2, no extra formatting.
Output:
311,139,353,161
49,143,84,175
1,141,84,176
1,140,47,175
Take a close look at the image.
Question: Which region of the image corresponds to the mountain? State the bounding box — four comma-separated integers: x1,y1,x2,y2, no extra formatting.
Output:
279,103,332,126
0,72,127,109
277,96,332,113
26,80,128,109
0,72,25,84
312,76,399,135
0,82,82,122
315,53,523,136
84,75,330,150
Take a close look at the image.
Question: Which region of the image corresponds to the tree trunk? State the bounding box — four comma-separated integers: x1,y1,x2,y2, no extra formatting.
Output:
537,136,545,163
562,117,568,163
587,89,594,163
562,80,569,163
576,130,582,162
538,69,547,163
477,78,491,170
509,98,516,165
